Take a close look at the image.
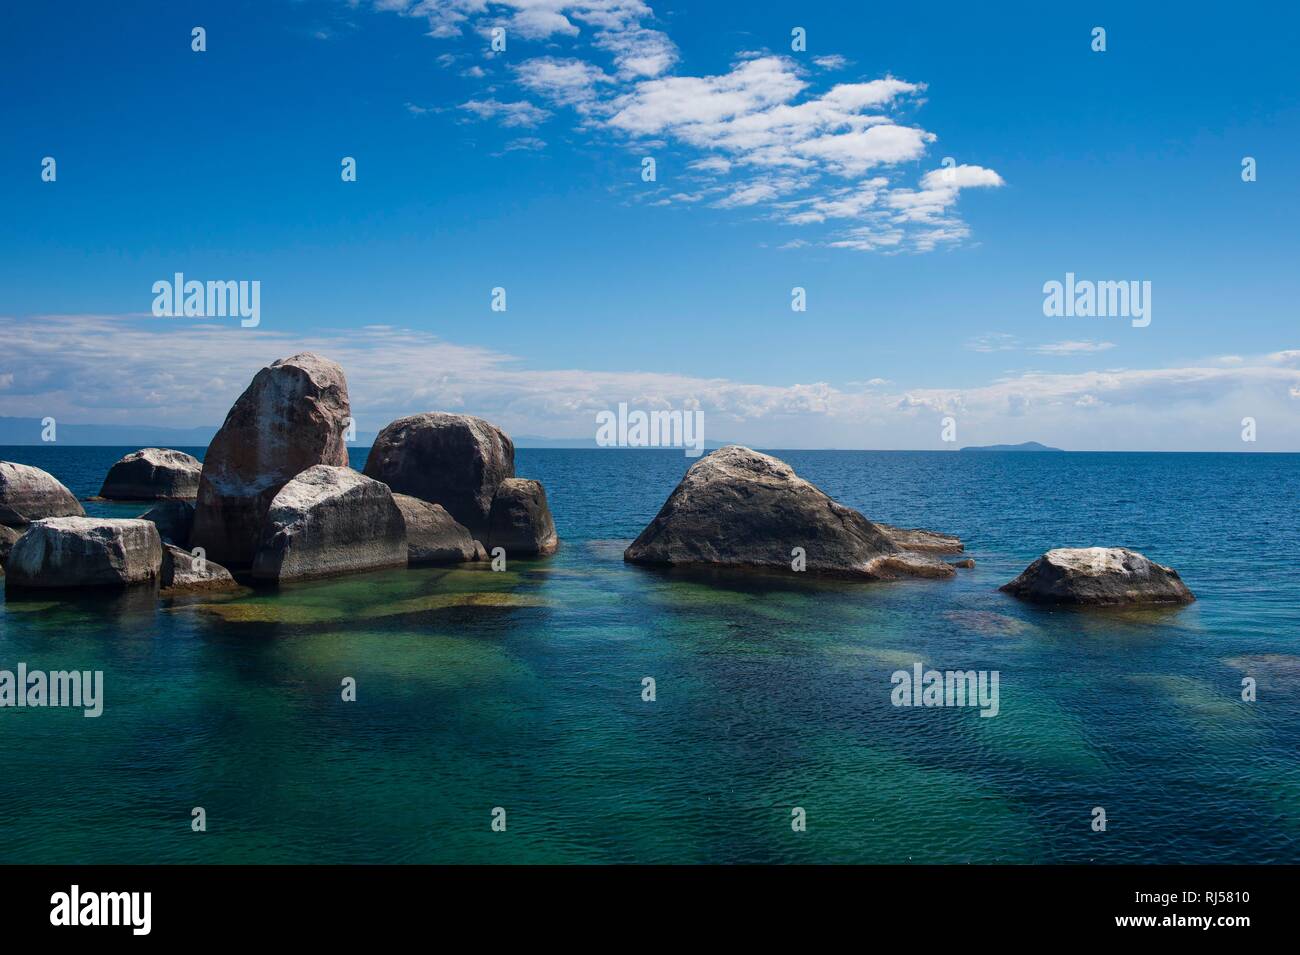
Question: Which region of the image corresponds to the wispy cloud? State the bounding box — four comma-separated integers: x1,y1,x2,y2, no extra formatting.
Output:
458,97,551,127
366,1,1004,253
2,314,1296,450
1032,340,1115,356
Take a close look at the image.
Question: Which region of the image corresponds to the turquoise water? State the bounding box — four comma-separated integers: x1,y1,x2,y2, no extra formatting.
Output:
1,446,1297,863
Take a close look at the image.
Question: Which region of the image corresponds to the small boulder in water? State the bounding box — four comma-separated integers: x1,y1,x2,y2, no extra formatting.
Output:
98,448,202,500
4,517,162,590
999,547,1194,606
487,478,558,556
0,461,85,525
161,543,237,593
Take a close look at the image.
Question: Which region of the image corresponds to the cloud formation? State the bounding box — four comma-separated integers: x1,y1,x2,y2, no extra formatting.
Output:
2,314,1296,450
374,1,1004,252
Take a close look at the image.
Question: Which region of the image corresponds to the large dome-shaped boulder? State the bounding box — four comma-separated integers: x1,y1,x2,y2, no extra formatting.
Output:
1000,547,1195,606
191,353,351,567
487,478,558,556
251,466,406,582
362,413,514,537
4,517,162,590
624,446,953,579
0,461,85,525
392,494,480,565
98,448,202,500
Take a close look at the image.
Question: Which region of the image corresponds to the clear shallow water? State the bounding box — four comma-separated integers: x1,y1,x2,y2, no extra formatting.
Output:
1,445,1297,864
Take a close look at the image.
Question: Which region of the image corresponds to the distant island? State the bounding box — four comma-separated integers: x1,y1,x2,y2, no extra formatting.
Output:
959,441,1064,452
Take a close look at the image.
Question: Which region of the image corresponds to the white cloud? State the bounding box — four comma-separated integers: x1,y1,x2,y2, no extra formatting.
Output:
813,54,849,70
371,0,678,75
372,4,999,253
459,97,550,127
513,56,614,110
4,314,1293,450
1033,340,1116,356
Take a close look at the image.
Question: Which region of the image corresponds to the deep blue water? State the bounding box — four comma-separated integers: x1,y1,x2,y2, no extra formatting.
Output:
0,445,1297,863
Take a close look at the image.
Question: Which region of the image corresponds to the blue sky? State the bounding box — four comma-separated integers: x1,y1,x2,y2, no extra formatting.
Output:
1,0,1297,449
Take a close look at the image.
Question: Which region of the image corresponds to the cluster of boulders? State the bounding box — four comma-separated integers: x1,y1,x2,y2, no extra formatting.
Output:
0,359,1195,609
623,445,1195,607
1,352,559,595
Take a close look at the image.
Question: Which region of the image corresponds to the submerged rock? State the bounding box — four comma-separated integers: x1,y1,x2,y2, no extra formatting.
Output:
139,500,196,547
161,543,237,593
487,478,558,556
4,517,162,590
363,413,514,537
392,493,480,565
191,353,352,567
1000,547,1195,606
624,446,953,579
98,448,202,500
0,461,85,525
251,466,406,582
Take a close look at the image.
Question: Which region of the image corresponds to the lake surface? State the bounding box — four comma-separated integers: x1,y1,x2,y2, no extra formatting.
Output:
1,446,1297,863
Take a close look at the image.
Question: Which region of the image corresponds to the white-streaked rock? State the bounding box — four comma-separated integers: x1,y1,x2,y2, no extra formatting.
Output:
191,353,351,568
251,466,406,582
4,517,162,590
1000,547,1195,606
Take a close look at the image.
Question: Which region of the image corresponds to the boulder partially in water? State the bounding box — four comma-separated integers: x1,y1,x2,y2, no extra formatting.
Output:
392,493,480,565
251,466,406,582
98,448,202,500
999,547,1195,606
4,517,162,590
139,500,196,547
624,446,953,579
161,543,238,594
0,461,85,525
363,413,514,537
487,478,558,556
191,353,352,567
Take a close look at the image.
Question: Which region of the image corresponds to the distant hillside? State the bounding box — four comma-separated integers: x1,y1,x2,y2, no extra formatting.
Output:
959,441,1064,452
514,435,729,449
0,417,730,450
0,416,380,447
